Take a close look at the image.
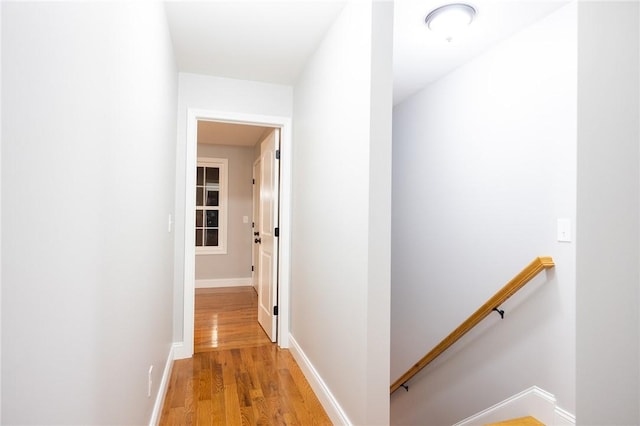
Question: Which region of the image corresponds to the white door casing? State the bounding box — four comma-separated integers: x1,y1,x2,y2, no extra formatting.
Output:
257,129,279,342
178,109,291,360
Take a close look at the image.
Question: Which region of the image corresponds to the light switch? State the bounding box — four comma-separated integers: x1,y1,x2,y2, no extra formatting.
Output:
243,216,249,224
168,214,173,233
557,218,571,242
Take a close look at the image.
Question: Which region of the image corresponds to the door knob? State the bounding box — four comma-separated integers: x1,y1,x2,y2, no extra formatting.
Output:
254,238,261,244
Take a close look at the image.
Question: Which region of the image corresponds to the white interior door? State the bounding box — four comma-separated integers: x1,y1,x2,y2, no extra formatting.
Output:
257,129,279,341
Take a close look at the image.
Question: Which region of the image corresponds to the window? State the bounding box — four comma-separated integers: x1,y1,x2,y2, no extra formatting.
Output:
196,158,228,254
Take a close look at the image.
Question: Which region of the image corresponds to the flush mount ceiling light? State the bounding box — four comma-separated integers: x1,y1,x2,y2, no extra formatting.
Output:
425,3,476,42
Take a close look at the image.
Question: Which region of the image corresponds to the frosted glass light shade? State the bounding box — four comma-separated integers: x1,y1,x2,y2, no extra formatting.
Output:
425,3,476,41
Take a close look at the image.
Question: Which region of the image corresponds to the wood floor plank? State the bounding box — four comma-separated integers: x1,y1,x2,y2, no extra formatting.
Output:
277,368,308,425
166,407,186,426
212,363,224,394
211,390,227,425
196,399,213,426
170,359,190,408
240,406,256,426
250,392,270,425
267,396,288,425
282,352,332,425
198,367,212,401
223,382,243,425
256,346,280,400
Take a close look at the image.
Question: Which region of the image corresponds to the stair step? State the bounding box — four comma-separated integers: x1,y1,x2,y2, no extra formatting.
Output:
485,416,545,426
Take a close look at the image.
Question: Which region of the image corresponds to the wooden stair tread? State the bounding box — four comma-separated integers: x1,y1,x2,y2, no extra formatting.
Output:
485,416,545,426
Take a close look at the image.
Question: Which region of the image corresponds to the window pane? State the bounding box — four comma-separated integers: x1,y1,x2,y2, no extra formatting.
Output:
205,167,219,184
206,210,219,227
196,161,226,251
206,190,219,207
205,229,219,246
197,167,204,185
196,186,204,206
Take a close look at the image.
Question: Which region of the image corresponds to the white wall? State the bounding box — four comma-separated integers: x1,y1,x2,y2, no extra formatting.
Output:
390,3,576,424
173,73,292,340
290,1,393,424
1,2,177,424
0,2,3,420
195,143,254,281
576,2,640,424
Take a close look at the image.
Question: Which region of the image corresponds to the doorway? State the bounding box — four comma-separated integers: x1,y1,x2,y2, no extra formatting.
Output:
178,108,292,360
194,122,280,348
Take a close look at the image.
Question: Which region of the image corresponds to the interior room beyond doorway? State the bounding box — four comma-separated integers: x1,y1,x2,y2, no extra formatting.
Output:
195,120,278,352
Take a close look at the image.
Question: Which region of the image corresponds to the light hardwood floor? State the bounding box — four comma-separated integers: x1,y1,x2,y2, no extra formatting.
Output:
159,287,332,425
194,287,272,352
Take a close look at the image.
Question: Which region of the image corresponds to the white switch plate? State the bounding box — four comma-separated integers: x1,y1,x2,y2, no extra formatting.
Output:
557,218,571,242
242,216,249,224
168,214,173,233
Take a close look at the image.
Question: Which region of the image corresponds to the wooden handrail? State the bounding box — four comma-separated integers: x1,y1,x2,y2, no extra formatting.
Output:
390,256,555,394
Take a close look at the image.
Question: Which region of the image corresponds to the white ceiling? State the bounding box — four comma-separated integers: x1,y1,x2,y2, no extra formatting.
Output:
393,0,568,103
198,120,272,146
165,1,346,85
165,0,568,107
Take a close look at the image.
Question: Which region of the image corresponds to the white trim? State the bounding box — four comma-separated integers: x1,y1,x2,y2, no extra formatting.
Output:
181,108,292,360
252,158,261,292
289,334,351,425
554,406,576,425
149,343,177,426
195,278,252,288
453,386,575,426
195,157,228,255
277,125,291,348
172,341,190,363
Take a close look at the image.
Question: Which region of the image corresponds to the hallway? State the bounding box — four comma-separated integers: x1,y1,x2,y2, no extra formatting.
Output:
159,287,332,425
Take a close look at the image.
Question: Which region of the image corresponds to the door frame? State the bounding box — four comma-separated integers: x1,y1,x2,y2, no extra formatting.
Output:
181,108,292,358
252,158,261,292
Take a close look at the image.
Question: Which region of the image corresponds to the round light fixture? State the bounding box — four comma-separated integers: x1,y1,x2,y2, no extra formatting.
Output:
425,3,476,42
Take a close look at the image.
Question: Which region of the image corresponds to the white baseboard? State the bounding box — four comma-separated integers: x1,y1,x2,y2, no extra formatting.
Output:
195,277,252,288
149,343,179,426
288,334,351,425
453,386,575,426
554,406,576,425
172,341,192,360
